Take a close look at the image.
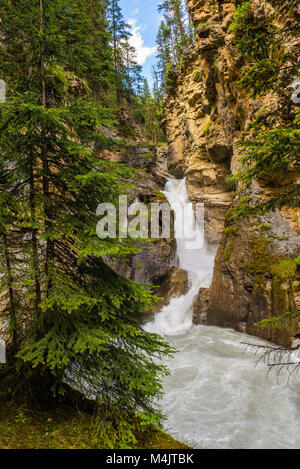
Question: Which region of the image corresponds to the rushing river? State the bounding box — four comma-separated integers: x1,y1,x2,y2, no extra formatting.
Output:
145,178,300,449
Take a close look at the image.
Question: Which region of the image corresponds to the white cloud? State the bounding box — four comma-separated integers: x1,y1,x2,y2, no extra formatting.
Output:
128,18,156,65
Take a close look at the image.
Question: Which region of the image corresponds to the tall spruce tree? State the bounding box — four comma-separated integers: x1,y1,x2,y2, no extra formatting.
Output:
156,0,194,90
0,0,172,446
140,78,165,145
156,20,172,85
122,39,143,107
107,0,131,104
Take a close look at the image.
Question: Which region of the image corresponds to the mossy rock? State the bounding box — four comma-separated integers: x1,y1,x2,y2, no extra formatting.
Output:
223,241,234,262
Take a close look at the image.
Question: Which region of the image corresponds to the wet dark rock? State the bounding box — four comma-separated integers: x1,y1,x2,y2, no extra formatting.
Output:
193,288,210,325
140,267,189,324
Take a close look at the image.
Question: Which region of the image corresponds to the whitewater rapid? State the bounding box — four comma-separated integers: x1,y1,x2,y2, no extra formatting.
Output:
145,178,216,336
145,178,300,449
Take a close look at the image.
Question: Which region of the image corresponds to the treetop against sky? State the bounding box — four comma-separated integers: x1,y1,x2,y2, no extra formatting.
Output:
120,0,161,85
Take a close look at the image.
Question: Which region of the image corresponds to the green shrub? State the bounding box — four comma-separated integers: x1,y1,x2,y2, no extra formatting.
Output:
194,71,202,83
230,1,276,60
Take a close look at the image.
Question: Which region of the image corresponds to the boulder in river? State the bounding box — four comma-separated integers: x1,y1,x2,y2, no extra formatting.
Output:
193,288,209,325
140,267,189,324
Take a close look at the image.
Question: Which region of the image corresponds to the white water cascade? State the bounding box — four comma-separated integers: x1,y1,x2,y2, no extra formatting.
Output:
146,178,300,449
145,178,216,336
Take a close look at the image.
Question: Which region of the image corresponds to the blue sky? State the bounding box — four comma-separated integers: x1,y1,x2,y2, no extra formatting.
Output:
119,0,162,87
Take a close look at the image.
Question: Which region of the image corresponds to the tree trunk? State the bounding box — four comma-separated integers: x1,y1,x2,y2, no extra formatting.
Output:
2,233,17,351
29,162,41,314
39,0,54,294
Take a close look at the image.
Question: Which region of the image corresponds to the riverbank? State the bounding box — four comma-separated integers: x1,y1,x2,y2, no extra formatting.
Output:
0,402,189,450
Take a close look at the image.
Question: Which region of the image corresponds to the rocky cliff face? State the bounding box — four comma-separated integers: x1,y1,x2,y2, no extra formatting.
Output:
97,133,180,308
164,0,300,345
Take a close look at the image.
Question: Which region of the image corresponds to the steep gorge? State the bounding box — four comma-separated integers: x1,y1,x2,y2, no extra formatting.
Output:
163,0,300,346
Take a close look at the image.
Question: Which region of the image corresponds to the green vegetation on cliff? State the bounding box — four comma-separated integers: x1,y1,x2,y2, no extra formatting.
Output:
230,0,299,97
227,0,300,341
229,0,299,215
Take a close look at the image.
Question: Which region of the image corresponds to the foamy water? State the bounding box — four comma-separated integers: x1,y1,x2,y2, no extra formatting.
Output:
145,178,215,336
161,326,300,449
145,178,300,449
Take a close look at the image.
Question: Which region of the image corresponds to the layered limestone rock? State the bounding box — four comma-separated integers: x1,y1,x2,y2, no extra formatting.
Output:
97,136,178,287
164,1,240,245
193,288,210,325
165,0,300,345
208,206,300,346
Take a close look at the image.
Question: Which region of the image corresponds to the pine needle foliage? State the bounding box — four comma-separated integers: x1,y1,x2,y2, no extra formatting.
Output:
234,114,300,185
230,0,299,97
230,1,276,61
0,0,173,445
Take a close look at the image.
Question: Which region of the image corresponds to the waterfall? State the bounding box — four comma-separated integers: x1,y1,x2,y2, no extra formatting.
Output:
145,178,216,335
145,178,300,449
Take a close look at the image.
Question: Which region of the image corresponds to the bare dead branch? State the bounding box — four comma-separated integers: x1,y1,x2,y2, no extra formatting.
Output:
241,342,300,384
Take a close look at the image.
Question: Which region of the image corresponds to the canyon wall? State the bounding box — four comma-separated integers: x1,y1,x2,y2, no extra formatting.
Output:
164,0,300,345
99,141,177,284
97,132,193,323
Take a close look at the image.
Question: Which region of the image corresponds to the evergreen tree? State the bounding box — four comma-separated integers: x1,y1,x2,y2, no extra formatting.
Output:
0,0,172,446
85,0,114,99
156,0,194,90
140,77,165,145
156,20,173,87
107,0,131,104
122,40,143,104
